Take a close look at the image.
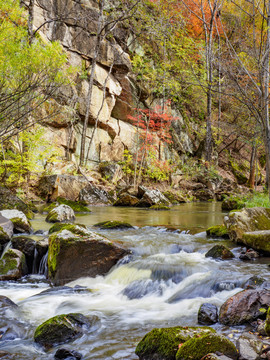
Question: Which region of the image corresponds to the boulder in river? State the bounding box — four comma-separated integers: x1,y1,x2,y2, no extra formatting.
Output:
54,348,82,359
0,214,13,249
242,230,270,254
206,225,229,239
34,313,99,348
48,228,130,285
219,289,270,325
0,209,32,234
79,184,110,205
175,333,238,360
236,332,263,360
0,249,27,280
136,189,170,207
0,185,34,218
0,295,18,310
113,193,139,206
48,223,88,235
46,205,75,223
93,220,134,230
135,326,215,360
205,245,235,260
198,303,218,325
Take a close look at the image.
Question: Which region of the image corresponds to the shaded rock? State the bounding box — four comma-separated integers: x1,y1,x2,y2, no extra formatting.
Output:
113,193,139,206
175,333,238,360
205,245,235,260
123,279,163,300
206,225,229,239
219,289,270,325
194,188,215,201
236,332,263,360
46,205,75,223
0,295,17,309
0,249,27,280
242,231,270,254
135,326,215,360
93,220,134,230
136,189,170,207
224,207,270,243
239,248,260,260
34,313,99,348
79,184,110,205
198,303,218,325
0,186,33,217
0,210,32,234
98,162,123,183
38,175,89,202
244,275,266,289
222,196,245,211
54,348,82,360
48,228,130,285
0,215,13,251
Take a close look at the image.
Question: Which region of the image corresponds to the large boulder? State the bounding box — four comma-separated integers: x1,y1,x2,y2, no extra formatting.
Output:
219,289,270,325
135,326,215,360
0,186,33,217
136,189,170,207
0,210,32,234
113,193,139,206
0,249,27,280
242,230,270,254
224,207,270,243
34,313,100,348
175,333,238,360
48,228,130,285
0,214,13,250
79,184,110,205
46,205,75,223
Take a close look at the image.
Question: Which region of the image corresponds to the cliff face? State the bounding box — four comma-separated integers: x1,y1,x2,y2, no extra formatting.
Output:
33,0,195,169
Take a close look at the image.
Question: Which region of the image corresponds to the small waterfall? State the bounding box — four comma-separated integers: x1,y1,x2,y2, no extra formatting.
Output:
1,241,12,259
38,251,48,276
32,247,39,274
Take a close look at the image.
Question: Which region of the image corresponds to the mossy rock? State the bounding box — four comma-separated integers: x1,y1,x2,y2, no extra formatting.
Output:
242,230,270,254
205,245,235,260
265,307,270,335
230,160,248,185
93,221,134,230
135,326,215,360
43,203,58,213
150,204,170,210
175,333,238,360
0,249,27,280
56,197,91,213
222,196,246,211
45,205,75,223
34,313,99,348
48,223,88,235
206,225,229,239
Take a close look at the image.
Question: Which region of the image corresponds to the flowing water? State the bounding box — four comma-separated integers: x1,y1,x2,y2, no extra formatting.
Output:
0,202,269,359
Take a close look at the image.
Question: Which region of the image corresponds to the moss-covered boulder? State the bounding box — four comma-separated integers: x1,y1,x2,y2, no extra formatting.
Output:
206,225,229,239
135,326,215,360
0,249,27,280
0,210,32,234
48,223,88,235
221,195,246,211
150,204,170,210
175,333,238,360
265,307,270,335
242,230,270,254
0,214,13,251
34,313,99,348
46,205,75,223
205,245,235,260
224,207,270,243
219,289,270,325
48,228,130,285
113,193,139,207
0,186,34,218
136,189,170,207
93,221,134,230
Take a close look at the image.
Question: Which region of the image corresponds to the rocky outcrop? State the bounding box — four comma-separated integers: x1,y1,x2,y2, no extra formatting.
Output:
0,249,27,281
34,313,100,348
0,210,32,234
219,289,270,325
48,227,130,285
46,204,75,223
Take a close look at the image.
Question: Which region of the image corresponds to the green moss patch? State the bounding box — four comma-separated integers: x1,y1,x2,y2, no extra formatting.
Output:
175,333,238,360
205,245,234,260
150,204,170,210
242,230,270,254
0,249,18,274
93,221,134,230
56,197,91,212
48,223,87,235
135,326,215,360
265,307,270,335
206,225,229,239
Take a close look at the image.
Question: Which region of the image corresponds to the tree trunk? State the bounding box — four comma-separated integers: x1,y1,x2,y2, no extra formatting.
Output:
247,143,257,188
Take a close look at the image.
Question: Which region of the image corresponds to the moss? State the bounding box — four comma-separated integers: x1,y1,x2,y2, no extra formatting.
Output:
56,197,91,213
43,203,58,213
242,231,270,254
48,236,61,278
0,226,9,241
11,217,30,230
230,160,248,185
222,196,246,211
150,204,170,210
93,221,134,230
25,210,34,220
163,191,179,204
135,327,215,360
175,333,238,360
206,225,229,238
205,245,234,260
48,223,87,235
265,307,270,335
0,249,18,274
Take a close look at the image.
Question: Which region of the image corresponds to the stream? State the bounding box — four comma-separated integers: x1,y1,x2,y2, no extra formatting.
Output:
0,202,269,359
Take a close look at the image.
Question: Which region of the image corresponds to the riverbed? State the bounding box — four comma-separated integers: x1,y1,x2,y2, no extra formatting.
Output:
0,202,269,359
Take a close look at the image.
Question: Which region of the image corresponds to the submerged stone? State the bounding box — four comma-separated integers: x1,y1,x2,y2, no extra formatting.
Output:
93,220,134,230
205,245,235,260
135,326,215,360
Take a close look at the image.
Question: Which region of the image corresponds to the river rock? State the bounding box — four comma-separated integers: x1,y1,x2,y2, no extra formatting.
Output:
0,210,32,234
98,162,123,183
79,184,110,205
113,193,139,206
193,188,215,201
175,333,238,360
242,231,270,254
93,220,134,230
219,289,270,325
0,295,17,309
0,249,27,280
205,245,235,260
136,189,170,207
224,207,270,243
236,332,263,360
198,303,218,325
46,205,75,223
239,248,260,260
34,313,99,348
54,348,82,360
0,214,13,247
206,225,229,239
135,326,215,360
48,228,130,285
201,354,236,360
